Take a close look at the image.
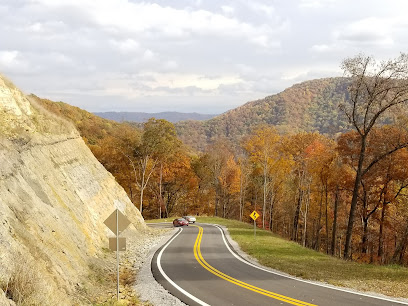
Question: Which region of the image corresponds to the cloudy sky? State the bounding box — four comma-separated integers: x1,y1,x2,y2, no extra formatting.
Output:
1,0,407,114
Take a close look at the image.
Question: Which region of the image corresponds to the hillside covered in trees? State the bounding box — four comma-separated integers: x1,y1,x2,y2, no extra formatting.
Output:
94,111,216,123
176,77,353,150
33,54,408,268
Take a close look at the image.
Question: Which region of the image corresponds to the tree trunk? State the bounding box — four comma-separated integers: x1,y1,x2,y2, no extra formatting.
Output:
325,183,329,254
361,217,368,254
302,184,310,247
239,177,245,222
330,186,340,256
344,135,367,259
215,196,218,216
315,187,323,251
263,168,267,229
391,219,408,264
292,190,302,241
215,184,221,217
159,163,164,218
269,190,275,232
140,186,144,213
378,203,387,261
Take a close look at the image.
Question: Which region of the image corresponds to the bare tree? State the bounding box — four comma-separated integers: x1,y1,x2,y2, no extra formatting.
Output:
340,53,408,259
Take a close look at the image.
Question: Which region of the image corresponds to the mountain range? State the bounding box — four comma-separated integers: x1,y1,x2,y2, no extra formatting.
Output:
33,77,356,152
175,77,353,150
93,111,217,123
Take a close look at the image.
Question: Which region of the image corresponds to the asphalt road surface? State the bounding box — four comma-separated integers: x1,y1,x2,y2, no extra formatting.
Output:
151,223,407,306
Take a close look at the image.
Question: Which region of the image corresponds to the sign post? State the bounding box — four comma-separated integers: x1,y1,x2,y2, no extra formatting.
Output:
104,209,130,301
249,210,260,237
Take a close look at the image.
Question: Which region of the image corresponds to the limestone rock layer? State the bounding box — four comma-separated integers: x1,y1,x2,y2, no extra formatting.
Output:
0,75,145,305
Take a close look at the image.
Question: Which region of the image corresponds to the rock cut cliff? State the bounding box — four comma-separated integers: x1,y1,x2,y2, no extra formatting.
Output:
0,75,145,305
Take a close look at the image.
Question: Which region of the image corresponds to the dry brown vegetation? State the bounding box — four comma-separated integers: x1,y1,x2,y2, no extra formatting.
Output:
0,253,63,306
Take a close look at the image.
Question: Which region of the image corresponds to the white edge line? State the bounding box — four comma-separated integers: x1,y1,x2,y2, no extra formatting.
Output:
157,227,211,306
214,224,408,306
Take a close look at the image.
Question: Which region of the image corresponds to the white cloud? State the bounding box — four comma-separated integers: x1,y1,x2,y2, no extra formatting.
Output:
28,22,43,32
335,17,394,46
299,0,337,9
221,5,235,16
163,60,178,71
97,72,244,101
142,49,156,62
246,2,275,17
310,44,331,53
0,50,32,73
31,0,281,48
148,73,243,91
110,39,140,53
0,50,19,66
1,0,408,113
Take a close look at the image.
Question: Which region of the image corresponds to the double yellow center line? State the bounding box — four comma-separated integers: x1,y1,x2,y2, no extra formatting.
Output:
192,225,317,306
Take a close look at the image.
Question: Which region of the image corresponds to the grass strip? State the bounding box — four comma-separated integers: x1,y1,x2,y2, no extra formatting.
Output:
191,217,408,299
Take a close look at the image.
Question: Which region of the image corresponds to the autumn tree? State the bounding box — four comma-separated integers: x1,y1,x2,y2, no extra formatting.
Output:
218,156,241,218
340,53,408,259
141,118,182,217
244,126,281,228
134,118,182,214
195,140,235,216
281,133,323,242
156,151,199,217
236,155,251,221
338,126,408,260
303,137,336,251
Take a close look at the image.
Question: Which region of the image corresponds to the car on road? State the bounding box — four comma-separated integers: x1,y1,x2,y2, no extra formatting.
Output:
173,218,189,227
183,216,196,223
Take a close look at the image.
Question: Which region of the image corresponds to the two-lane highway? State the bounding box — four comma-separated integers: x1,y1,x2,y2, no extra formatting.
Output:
151,223,407,306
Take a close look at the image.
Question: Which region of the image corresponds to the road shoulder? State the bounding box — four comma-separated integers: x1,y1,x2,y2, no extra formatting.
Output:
134,226,187,306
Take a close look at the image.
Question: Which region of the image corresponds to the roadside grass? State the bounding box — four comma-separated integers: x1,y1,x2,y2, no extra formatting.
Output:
195,217,408,299
145,218,173,224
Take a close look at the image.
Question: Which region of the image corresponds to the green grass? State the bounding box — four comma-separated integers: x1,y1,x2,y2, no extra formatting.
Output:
145,218,173,223
194,217,408,299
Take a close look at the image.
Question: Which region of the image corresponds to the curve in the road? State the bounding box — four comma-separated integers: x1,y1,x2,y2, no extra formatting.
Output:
213,224,408,305
153,223,408,306
156,227,210,306
192,225,316,306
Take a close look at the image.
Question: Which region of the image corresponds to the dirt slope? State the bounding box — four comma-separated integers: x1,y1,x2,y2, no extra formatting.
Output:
0,75,146,305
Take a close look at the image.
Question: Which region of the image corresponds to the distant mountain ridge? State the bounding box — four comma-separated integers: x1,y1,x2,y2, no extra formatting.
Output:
94,111,217,123
175,77,353,150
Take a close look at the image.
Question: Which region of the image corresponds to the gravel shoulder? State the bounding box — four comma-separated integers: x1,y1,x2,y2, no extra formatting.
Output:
134,225,187,306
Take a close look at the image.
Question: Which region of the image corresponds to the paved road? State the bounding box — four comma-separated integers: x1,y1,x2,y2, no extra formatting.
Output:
151,223,407,306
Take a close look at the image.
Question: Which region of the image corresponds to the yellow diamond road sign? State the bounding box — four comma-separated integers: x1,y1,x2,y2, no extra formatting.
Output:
250,210,260,221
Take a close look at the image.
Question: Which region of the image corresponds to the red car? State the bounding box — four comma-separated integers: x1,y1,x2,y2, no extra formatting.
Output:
173,218,189,227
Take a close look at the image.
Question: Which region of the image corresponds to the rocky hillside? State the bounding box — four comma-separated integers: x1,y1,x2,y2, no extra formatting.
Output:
176,77,352,150
0,75,146,305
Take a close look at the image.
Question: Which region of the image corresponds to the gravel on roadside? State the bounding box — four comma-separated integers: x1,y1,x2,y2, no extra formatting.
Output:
133,226,187,306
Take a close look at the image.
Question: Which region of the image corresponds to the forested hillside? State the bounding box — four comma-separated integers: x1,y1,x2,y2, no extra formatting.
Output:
94,111,216,123
176,77,352,150
34,95,199,220
32,55,408,269
32,95,141,147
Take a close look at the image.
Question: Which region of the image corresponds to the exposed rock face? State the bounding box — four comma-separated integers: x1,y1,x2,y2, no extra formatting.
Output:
0,75,145,305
